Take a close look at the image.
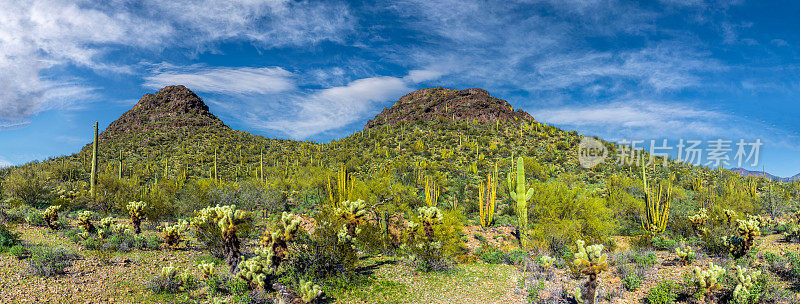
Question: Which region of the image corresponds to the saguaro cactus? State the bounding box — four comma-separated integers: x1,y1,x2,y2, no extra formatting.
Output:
507,157,533,246
90,122,98,198
126,201,147,234
571,240,608,304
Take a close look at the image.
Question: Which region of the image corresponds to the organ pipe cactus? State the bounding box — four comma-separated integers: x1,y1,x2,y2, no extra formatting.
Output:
424,176,439,207
640,162,672,235
571,240,608,304
507,157,533,247
127,201,147,234
191,205,252,273
42,205,61,230
327,164,354,208
478,163,498,228
692,262,724,300
299,279,323,303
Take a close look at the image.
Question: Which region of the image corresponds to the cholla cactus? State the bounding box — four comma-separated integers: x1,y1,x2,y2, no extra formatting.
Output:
259,212,302,268
692,262,725,299
126,201,147,234
197,262,215,280
417,206,443,241
191,205,252,273
300,279,323,303
735,218,761,256
334,199,368,238
540,255,556,268
77,211,96,234
161,264,178,279
689,208,709,236
42,205,61,229
733,266,761,304
723,209,737,225
675,247,696,265
97,217,116,239
238,212,303,290
163,220,188,249
571,240,608,304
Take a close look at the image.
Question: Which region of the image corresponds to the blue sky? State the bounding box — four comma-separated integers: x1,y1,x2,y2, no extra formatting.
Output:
0,0,799,176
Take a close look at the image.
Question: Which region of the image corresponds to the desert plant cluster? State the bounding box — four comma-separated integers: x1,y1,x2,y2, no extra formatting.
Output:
1,97,800,304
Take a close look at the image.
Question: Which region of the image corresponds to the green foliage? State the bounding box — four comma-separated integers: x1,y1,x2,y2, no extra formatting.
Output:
630,251,658,268
9,244,28,259
3,168,50,206
650,235,677,250
402,207,466,272
27,246,76,277
622,274,642,291
646,280,677,304
0,223,20,248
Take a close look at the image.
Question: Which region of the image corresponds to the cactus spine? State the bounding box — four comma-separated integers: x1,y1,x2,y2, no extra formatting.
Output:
90,122,98,198
507,157,533,247
478,163,498,228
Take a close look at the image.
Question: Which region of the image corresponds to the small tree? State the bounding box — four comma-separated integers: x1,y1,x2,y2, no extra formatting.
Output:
190,205,252,273
126,201,147,234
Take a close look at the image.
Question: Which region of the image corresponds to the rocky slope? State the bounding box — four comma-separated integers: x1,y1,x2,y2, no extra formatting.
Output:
98,85,228,142
364,87,534,129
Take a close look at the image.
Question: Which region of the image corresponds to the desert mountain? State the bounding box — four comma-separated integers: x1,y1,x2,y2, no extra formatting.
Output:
365,87,534,129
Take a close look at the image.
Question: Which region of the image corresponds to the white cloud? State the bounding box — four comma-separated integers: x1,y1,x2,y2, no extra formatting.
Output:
144,66,295,95
257,76,411,139
0,0,354,123
0,157,11,168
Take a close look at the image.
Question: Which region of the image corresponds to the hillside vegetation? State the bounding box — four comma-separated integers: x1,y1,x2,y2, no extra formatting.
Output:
1,86,799,303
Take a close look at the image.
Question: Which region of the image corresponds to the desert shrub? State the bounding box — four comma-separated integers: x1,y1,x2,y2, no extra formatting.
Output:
27,246,76,276
283,211,357,283
401,207,466,272
478,246,505,264
650,235,677,250
646,280,677,304
622,274,642,291
3,168,50,206
9,244,28,259
0,223,20,248
146,265,186,294
528,181,615,251
630,251,658,268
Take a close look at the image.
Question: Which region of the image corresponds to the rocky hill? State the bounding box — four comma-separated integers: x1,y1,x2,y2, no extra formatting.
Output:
98,85,228,142
731,167,800,182
364,87,534,129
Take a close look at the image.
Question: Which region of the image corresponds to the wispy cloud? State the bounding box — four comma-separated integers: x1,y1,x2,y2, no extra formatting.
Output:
0,0,355,123
0,157,11,168
144,65,295,95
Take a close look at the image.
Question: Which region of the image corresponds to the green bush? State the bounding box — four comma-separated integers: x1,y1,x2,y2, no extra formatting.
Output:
27,246,76,277
9,245,28,259
646,280,677,304
651,236,677,250
631,251,658,268
479,248,505,264
622,274,642,291
0,223,19,248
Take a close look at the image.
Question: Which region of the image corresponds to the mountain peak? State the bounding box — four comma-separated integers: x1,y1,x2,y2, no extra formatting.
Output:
365,87,533,129
99,85,227,141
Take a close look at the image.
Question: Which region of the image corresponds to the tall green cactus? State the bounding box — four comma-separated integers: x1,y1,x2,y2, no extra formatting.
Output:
90,122,98,198
507,157,533,247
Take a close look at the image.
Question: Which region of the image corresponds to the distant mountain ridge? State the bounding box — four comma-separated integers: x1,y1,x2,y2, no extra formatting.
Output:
365,87,533,129
730,168,800,182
